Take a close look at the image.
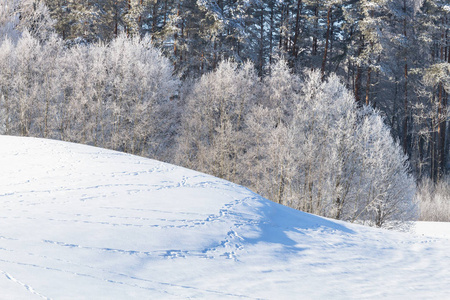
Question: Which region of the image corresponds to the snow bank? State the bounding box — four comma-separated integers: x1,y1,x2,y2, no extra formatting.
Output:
1,136,450,299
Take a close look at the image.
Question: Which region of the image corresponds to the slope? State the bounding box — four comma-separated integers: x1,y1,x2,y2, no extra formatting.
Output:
0,135,449,299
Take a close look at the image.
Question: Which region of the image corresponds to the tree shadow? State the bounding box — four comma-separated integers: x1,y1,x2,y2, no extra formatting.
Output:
244,196,355,249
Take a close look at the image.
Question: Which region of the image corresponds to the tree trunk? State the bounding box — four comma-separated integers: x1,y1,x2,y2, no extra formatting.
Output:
151,1,158,40
402,0,408,154
292,0,303,59
365,41,374,105
258,6,264,76
277,171,285,205
279,1,286,49
173,1,180,69
321,6,331,81
403,60,408,153
439,86,447,177
365,66,371,106
354,38,363,103
114,1,119,37
163,0,168,27
138,0,143,27
312,4,319,57
268,0,274,70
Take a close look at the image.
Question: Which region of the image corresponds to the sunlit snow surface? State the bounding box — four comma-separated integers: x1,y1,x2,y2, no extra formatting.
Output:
1,136,450,299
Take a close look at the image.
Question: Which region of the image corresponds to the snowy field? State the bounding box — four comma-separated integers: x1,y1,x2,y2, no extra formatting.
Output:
1,135,450,299
412,221,450,239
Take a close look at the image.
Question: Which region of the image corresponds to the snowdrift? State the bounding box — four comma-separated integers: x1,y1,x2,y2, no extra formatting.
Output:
0,136,449,299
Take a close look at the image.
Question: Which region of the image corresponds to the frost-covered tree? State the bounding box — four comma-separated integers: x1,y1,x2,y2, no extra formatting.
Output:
176,60,259,181
354,106,416,227
240,67,415,226
31,33,64,138
244,60,300,205
288,71,415,226
288,70,359,218
10,31,41,135
58,34,179,157
0,37,17,133
0,0,20,39
244,105,294,205
106,34,179,157
0,31,179,159
0,0,54,41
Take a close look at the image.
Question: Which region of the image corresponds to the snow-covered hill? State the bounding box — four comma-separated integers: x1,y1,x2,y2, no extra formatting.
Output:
1,136,449,299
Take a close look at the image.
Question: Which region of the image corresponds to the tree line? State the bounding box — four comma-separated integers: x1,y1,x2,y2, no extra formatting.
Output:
7,0,450,224
2,0,449,180
0,6,416,227
34,0,449,183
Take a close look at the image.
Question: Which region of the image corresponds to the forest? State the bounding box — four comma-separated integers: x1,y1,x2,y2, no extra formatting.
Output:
0,0,449,226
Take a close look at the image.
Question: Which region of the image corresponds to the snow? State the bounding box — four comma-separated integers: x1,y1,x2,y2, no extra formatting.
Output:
412,221,450,239
1,135,450,299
